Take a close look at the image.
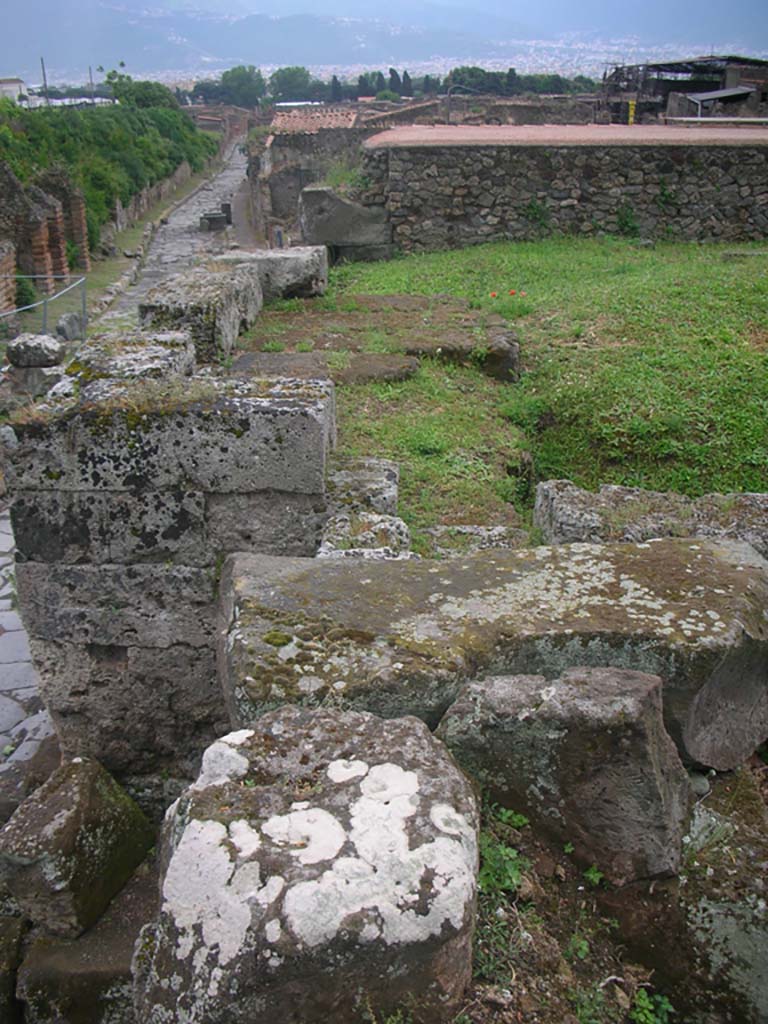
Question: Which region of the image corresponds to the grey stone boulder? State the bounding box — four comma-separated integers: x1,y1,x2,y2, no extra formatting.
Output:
213,246,328,302
436,667,692,884
299,186,392,247
134,708,478,1024
219,539,768,771
535,479,768,558
6,334,65,369
0,758,154,937
55,312,84,342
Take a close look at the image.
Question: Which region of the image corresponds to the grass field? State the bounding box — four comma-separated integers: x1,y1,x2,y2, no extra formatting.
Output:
328,238,768,538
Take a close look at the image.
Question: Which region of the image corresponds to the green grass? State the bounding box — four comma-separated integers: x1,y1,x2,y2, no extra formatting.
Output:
331,238,768,501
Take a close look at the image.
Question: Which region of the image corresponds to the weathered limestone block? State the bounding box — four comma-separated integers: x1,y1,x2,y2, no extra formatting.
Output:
299,185,393,247
5,376,335,495
6,334,65,369
424,524,529,558
318,511,411,558
206,491,327,558
405,327,520,383
213,246,329,302
67,330,195,381
17,860,158,1024
436,668,691,883
134,708,478,1024
11,489,209,566
15,563,217,648
55,312,84,342
326,457,400,516
28,639,225,776
535,479,768,558
0,759,153,937
139,265,262,362
599,769,768,1024
220,539,768,770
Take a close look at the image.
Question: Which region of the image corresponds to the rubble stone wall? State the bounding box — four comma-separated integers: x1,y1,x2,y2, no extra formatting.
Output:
356,142,768,251
35,168,91,272
0,164,69,293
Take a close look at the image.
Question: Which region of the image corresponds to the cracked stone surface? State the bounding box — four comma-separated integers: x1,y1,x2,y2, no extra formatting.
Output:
134,707,478,1024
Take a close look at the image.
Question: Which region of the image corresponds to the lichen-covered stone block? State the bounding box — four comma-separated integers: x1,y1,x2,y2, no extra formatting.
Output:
437,668,692,883
0,759,153,937
133,708,478,1024
318,510,411,558
139,265,262,362
213,246,328,302
16,563,217,648
67,330,195,381
326,456,400,516
535,479,768,558
28,638,225,776
206,491,327,558
11,490,209,566
6,376,335,495
220,539,768,770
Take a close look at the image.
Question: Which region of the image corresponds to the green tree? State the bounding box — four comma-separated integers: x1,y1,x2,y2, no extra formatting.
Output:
219,65,266,107
375,71,387,94
402,70,413,97
505,67,519,95
388,68,402,95
330,75,343,102
103,70,179,109
375,89,400,102
268,66,313,102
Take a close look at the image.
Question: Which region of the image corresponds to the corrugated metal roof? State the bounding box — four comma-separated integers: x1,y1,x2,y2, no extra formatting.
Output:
688,86,756,102
270,107,359,134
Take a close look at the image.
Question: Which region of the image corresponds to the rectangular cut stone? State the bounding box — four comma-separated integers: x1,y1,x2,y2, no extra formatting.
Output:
28,638,225,775
69,330,196,381
11,491,209,565
220,539,768,771
212,246,328,302
139,266,263,362
6,376,335,495
206,491,327,557
16,563,217,648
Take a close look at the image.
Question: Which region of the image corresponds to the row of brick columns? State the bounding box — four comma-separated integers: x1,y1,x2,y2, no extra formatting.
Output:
0,241,15,315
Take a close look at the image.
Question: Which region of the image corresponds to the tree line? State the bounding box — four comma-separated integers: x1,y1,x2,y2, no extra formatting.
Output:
189,64,598,107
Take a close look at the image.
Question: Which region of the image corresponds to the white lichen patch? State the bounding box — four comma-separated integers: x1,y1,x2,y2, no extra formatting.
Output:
191,732,253,791
262,808,347,865
327,759,369,783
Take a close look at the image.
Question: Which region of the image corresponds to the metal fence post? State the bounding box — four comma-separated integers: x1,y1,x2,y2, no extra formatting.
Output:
42,295,48,334
81,278,87,339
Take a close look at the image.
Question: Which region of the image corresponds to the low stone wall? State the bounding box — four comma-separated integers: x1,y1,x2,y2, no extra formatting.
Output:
355,130,768,251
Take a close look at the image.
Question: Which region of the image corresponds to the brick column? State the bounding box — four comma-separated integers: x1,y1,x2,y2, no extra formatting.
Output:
47,207,69,282
0,240,15,314
29,221,54,294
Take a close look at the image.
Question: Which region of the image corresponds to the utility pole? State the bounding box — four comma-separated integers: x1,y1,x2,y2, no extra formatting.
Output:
40,56,50,107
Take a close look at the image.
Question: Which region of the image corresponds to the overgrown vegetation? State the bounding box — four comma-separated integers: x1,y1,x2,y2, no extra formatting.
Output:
0,96,217,248
332,238,768,507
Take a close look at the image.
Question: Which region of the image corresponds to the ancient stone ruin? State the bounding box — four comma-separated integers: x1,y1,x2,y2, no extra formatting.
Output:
1,137,767,1024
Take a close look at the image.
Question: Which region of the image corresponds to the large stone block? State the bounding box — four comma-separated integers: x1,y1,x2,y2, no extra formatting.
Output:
28,638,225,775
16,860,158,1024
134,708,478,1024
6,334,65,369
6,376,335,495
436,668,692,884
16,563,217,648
0,759,153,937
206,491,328,558
299,186,392,247
213,246,328,302
139,265,262,362
11,489,209,566
326,456,400,516
535,479,768,558
220,539,768,770
67,330,196,381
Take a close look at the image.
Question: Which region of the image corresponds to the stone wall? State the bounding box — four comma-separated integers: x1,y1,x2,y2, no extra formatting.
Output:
356,138,768,251
34,168,91,272
250,128,368,238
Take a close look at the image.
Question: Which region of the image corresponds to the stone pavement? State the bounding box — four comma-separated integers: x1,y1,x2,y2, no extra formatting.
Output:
0,507,55,819
100,143,260,327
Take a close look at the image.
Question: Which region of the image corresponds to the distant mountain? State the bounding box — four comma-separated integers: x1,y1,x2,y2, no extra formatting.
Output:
1,0,765,83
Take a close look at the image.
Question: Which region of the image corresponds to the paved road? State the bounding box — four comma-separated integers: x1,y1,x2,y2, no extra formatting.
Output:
365,124,768,148
100,142,258,326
